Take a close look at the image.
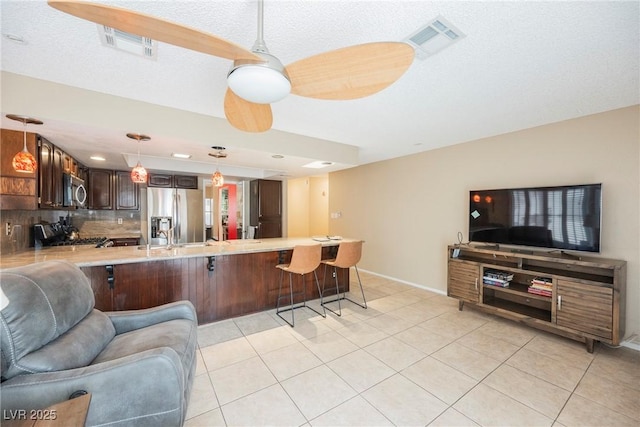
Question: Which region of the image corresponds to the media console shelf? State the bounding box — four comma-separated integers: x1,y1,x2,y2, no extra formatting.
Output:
447,245,626,352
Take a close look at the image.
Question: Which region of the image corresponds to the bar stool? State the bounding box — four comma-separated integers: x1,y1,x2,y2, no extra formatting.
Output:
276,244,326,327
321,240,366,316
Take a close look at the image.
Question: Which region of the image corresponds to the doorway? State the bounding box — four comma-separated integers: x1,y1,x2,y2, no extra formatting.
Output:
204,180,244,240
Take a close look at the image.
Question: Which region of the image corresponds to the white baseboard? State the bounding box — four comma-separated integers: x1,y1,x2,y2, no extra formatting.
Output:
357,268,447,296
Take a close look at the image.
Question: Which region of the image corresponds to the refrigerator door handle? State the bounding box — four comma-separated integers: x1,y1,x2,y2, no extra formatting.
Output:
175,193,181,243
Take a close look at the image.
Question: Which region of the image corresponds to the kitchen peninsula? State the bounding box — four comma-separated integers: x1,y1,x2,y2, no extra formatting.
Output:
0,237,352,324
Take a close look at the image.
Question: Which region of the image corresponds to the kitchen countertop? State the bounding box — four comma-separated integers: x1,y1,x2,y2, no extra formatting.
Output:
0,237,352,270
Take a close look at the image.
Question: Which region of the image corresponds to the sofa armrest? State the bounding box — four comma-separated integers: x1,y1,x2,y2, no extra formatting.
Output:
105,300,197,334
0,348,186,427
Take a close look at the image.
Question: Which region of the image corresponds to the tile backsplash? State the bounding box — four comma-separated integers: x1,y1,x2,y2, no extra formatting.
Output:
0,209,141,255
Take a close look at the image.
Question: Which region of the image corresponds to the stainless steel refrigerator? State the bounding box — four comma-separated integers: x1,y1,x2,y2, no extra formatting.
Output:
146,188,204,245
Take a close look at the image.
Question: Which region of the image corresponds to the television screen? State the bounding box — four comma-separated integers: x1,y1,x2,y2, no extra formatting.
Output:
469,184,602,252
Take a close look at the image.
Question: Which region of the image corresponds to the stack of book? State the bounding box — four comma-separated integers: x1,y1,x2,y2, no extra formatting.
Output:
483,269,514,288
528,277,552,297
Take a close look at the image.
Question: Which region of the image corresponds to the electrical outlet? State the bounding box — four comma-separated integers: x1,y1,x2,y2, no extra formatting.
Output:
117,218,123,225
5,222,11,236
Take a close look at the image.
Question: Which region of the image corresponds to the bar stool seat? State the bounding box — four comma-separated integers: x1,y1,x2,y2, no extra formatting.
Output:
276,244,326,327
321,240,366,316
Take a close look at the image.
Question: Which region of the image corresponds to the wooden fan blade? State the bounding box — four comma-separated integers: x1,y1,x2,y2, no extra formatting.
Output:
48,0,260,61
224,89,273,133
287,42,414,100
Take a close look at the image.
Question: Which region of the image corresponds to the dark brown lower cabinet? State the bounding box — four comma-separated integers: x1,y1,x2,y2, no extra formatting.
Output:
80,247,348,325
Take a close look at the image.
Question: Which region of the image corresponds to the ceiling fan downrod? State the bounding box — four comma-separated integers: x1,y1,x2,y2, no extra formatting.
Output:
227,0,291,104
252,0,268,53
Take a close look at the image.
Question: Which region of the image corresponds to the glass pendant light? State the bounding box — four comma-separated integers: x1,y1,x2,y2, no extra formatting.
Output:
127,133,150,183
209,146,226,187
6,114,43,174
212,169,224,187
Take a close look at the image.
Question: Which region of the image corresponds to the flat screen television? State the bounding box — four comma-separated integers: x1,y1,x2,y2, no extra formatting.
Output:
469,183,602,253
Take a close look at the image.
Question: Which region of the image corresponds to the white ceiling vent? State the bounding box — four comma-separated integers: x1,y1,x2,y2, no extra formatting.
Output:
97,25,157,60
404,16,465,60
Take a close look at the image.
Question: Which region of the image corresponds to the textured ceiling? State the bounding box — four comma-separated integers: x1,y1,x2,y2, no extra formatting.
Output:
1,0,638,180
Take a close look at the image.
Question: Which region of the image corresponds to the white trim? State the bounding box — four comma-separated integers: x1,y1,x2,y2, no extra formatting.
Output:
620,338,640,352
357,268,447,296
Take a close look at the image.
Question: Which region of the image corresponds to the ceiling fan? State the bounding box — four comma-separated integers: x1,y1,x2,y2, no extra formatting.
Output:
48,0,415,133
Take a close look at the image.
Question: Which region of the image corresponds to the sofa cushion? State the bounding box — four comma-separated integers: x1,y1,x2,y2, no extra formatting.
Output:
14,310,115,377
0,261,95,380
92,319,197,378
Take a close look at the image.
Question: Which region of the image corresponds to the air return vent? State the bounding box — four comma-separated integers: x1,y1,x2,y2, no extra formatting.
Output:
98,25,157,60
404,16,465,60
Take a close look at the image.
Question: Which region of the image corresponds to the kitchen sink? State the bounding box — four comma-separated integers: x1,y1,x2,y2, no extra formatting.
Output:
137,242,207,250
174,242,207,248
137,245,170,250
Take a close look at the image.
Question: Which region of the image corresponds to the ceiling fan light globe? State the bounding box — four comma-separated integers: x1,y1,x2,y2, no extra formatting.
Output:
227,53,291,104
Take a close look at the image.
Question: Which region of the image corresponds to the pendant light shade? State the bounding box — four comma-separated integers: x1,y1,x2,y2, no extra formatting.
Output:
131,161,148,183
209,146,226,187
212,169,224,187
12,149,38,174
127,133,150,183
6,114,42,174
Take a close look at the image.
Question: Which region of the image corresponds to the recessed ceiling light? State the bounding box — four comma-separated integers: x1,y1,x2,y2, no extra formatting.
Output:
172,153,191,159
90,156,106,161
272,154,284,159
303,161,334,169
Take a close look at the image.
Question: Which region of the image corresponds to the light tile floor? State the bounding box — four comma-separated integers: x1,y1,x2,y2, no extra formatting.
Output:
185,271,640,426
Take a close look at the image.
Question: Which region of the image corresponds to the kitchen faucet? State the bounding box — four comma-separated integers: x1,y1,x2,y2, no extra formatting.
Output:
157,227,175,248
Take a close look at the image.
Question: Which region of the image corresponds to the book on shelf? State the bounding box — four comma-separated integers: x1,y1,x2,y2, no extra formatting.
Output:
483,269,513,287
531,277,552,286
483,277,510,288
528,276,552,297
527,287,552,297
484,269,514,280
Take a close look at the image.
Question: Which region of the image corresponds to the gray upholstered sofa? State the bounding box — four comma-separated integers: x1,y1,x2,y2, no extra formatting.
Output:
0,260,197,426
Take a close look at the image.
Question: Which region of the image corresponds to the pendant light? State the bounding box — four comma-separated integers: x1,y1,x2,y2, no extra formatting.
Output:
6,114,43,174
127,133,150,183
209,146,227,187
212,169,224,187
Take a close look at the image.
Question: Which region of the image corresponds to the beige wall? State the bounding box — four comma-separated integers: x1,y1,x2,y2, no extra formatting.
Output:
309,176,329,236
287,177,310,237
329,105,639,340
287,176,329,237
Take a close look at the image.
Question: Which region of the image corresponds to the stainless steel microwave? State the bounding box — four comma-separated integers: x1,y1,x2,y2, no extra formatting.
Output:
63,173,87,208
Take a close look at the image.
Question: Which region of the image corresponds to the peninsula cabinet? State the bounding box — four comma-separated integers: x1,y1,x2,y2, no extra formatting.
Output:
80,247,347,325
447,245,626,352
